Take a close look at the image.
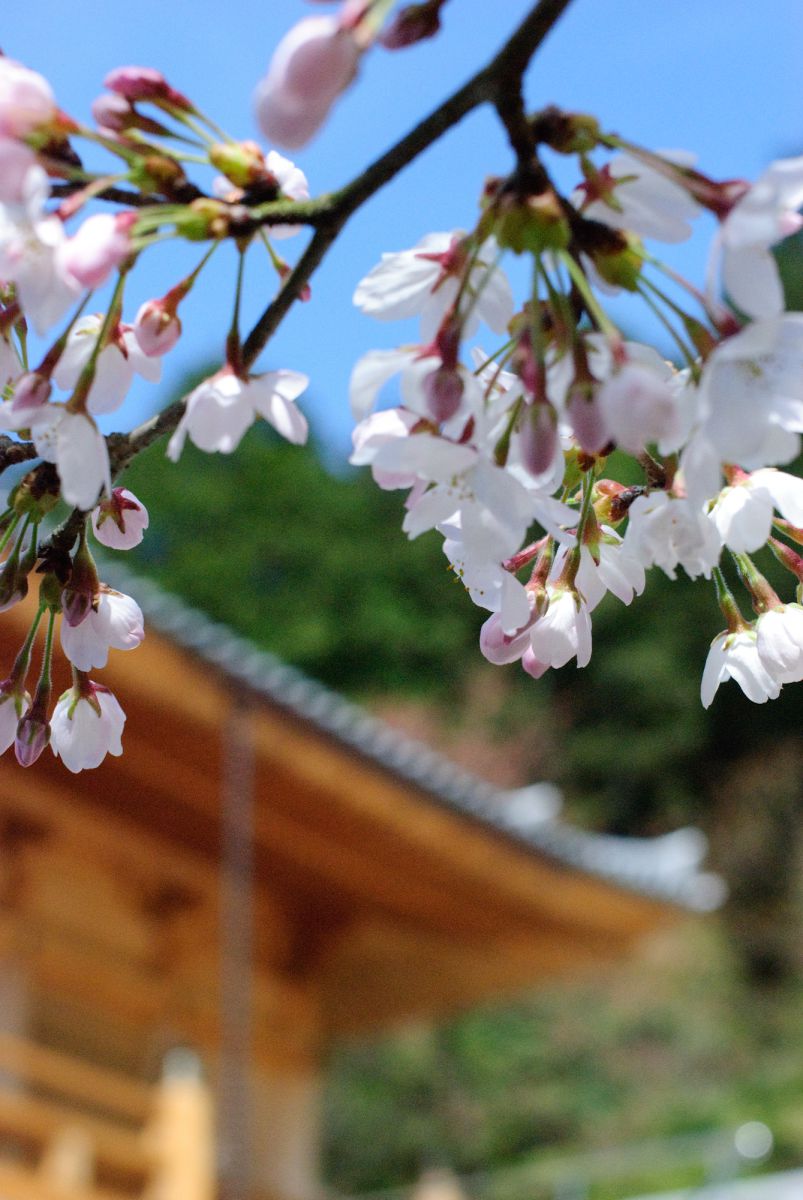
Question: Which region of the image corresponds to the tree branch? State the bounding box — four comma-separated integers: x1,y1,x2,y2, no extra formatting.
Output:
113,0,575,461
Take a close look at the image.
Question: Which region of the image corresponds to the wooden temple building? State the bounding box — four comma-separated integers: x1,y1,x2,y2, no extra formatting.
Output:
0,563,722,1200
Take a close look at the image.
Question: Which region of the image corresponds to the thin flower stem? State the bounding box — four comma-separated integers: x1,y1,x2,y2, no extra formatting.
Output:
11,600,46,684
0,515,20,558
559,251,620,341
37,608,57,693
226,249,247,372
636,281,698,371
67,271,128,413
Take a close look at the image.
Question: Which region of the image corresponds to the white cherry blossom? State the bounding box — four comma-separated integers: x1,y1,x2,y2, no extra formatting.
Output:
700,628,781,708
716,155,803,319
53,315,162,415
0,168,79,335
625,491,722,580
31,407,111,510
167,368,308,460
60,587,144,672
697,315,803,470
755,605,803,685
597,361,680,454
529,585,592,669
574,151,701,243
353,232,513,340
50,684,125,773
553,531,646,611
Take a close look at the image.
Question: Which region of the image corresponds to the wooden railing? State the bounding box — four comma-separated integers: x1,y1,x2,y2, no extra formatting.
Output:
0,1033,216,1200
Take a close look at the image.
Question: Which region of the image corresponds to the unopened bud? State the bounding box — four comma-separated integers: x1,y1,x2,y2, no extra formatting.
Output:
61,532,99,627
423,366,464,423
91,92,172,137
521,646,550,679
15,708,50,767
104,66,193,112
567,385,609,454
131,153,189,197
479,613,531,665
211,140,273,190
134,298,182,357
530,107,601,155
492,186,570,256
379,2,442,48
174,198,230,240
9,371,50,421
519,401,558,477
586,233,644,292
11,464,60,521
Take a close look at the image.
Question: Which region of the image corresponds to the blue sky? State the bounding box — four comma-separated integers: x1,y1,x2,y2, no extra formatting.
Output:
6,1,803,458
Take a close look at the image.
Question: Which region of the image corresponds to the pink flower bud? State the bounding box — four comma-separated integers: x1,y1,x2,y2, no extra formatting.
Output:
61,586,94,628
380,2,442,49
423,365,463,423
521,646,550,679
567,386,609,454
0,138,38,204
518,401,558,477
104,66,192,111
91,92,172,138
479,613,531,665
57,213,135,290
254,16,360,149
0,57,56,138
133,298,182,357
10,372,51,421
15,712,49,765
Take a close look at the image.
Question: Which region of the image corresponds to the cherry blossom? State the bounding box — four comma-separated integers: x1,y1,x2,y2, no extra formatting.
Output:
574,151,701,243
697,315,803,470
0,169,80,335
529,585,593,670
0,57,56,138
700,628,781,708
717,155,803,319
57,213,134,291
53,314,163,416
50,682,126,773
92,488,149,550
625,491,722,581
0,683,29,755
353,232,514,340
755,605,803,685
31,407,111,511
60,587,144,672
167,368,309,460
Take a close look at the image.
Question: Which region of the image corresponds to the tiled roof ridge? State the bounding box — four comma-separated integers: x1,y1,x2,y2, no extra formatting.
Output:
102,559,725,914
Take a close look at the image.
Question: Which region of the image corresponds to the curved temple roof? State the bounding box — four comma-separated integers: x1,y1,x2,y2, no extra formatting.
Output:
102,560,725,916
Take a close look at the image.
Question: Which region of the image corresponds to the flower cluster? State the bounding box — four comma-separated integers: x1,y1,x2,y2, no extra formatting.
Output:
349,118,803,708
2,3,803,773
0,50,316,769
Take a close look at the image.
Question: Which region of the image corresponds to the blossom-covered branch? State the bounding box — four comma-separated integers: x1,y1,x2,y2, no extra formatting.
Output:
1,0,803,775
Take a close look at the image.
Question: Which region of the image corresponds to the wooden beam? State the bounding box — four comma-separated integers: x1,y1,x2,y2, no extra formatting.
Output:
0,1091,146,1179
0,1033,151,1123
0,1162,129,1200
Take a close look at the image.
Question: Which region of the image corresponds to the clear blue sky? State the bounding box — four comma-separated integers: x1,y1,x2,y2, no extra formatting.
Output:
6,2,802,457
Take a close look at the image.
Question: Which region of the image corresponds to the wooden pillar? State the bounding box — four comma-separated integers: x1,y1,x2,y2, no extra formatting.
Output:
249,975,325,1200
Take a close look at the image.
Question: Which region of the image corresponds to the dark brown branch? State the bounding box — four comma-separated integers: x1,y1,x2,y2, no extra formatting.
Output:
49,181,165,208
